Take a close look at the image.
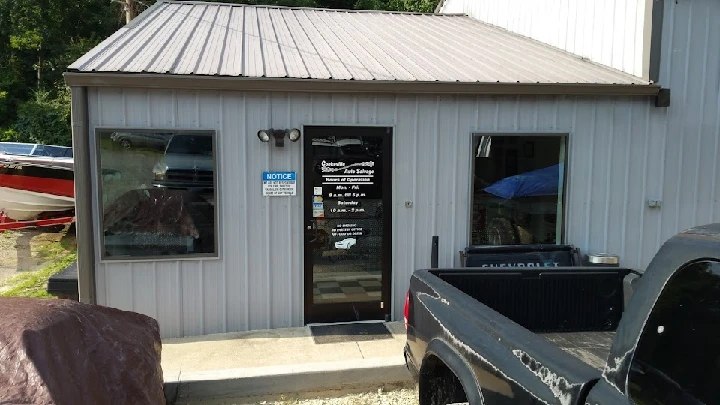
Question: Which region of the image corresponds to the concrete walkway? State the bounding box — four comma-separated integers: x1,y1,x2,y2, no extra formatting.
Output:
162,322,413,403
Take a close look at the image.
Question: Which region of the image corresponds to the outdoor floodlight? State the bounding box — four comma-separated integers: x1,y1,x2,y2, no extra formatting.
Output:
256,128,302,147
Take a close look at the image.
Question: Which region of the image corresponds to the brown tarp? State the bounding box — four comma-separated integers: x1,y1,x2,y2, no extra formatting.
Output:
0,298,165,405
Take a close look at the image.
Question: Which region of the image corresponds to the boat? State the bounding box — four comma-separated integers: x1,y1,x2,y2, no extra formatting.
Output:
0,143,75,221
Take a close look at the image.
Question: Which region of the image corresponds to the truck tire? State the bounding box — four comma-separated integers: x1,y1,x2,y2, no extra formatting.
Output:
421,361,469,405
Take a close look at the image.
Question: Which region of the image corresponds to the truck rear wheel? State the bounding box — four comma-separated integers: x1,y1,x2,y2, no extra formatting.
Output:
420,357,469,405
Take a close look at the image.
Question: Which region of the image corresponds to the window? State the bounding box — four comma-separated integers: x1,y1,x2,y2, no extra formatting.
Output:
97,130,217,259
470,134,566,245
628,261,720,405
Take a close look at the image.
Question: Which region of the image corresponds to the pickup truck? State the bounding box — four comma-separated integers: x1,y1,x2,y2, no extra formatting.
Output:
404,223,720,405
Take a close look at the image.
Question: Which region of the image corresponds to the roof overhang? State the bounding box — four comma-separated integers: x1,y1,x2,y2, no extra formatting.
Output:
64,72,661,97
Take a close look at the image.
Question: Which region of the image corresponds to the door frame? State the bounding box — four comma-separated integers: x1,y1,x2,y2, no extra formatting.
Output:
302,125,393,324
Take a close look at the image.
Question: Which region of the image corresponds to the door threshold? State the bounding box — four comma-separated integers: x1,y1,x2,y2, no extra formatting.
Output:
306,319,386,327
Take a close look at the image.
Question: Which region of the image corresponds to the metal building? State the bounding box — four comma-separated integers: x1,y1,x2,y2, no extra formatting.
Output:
65,0,689,338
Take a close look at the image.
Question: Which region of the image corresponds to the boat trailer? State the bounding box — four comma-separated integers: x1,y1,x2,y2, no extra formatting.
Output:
0,211,75,231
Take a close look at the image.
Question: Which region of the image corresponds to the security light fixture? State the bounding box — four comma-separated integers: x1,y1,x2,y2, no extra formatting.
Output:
288,128,301,142
257,128,301,147
257,130,270,143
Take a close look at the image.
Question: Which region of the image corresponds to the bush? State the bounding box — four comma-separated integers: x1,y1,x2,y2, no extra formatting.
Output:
13,88,71,146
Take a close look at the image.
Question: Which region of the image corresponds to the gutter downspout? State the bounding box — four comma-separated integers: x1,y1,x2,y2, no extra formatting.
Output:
70,86,96,304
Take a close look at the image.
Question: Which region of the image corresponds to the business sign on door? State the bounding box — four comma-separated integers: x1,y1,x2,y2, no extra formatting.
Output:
262,171,296,196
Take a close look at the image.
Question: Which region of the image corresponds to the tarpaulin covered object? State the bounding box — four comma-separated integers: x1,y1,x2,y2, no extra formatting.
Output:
0,297,165,405
483,164,563,199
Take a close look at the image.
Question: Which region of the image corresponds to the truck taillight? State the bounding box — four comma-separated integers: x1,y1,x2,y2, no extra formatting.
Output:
404,291,410,330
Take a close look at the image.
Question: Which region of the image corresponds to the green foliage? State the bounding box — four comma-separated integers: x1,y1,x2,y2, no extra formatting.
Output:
0,250,77,298
13,88,72,146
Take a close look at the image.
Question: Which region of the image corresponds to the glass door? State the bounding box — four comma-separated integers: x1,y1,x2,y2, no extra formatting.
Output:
303,126,392,324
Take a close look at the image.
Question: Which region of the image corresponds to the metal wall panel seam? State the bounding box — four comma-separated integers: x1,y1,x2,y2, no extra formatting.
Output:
219,93,227,332
692,11,711,225
391,95,399,316
620,102,633,257
602,100,616,251
673,1,693,235
450,99,460,266
584,102,597,249
711,90,720,222
287,93,294,326
637,102,650,266
432,97,440,236
265,95,271,330
411,97,419,274
242,94,250,330
199,260,205,334
566,99,578,245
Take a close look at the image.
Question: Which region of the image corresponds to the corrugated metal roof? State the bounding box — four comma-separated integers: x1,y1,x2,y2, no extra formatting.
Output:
69,0,650,86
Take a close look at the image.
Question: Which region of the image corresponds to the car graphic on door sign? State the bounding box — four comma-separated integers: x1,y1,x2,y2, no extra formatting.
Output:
335,238,357,249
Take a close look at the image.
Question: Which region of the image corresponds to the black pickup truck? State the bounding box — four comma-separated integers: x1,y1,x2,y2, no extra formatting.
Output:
405,223,720,405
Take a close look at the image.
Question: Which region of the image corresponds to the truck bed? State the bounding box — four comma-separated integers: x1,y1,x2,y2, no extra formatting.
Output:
538,331,614,371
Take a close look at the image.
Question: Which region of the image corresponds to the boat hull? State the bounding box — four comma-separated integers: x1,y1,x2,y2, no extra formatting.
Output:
0,187,75,220
0,155,75,220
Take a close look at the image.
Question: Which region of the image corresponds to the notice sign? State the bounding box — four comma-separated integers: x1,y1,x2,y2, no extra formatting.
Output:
262,171,296,196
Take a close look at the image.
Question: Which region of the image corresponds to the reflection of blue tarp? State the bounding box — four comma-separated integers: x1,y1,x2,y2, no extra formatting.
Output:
484,164,562,199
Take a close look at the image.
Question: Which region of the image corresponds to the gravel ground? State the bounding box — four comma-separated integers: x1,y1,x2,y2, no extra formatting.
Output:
185,387,419,405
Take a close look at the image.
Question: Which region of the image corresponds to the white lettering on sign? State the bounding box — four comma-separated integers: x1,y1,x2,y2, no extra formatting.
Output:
480,262,560,268
331,223,364,237
320,161,375,174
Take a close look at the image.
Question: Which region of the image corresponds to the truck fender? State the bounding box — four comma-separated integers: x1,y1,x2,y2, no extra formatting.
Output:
421,339,484,405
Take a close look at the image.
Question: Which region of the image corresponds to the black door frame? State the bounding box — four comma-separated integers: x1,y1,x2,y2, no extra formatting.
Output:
302,125,393,324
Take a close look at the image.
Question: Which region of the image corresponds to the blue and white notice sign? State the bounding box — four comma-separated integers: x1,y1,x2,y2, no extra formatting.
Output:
262,171,296,197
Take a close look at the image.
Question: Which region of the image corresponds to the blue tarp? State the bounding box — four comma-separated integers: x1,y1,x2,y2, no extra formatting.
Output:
483,164,562,199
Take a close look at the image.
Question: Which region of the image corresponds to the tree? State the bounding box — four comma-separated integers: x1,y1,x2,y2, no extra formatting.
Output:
13,88,72,146
0,0,118,144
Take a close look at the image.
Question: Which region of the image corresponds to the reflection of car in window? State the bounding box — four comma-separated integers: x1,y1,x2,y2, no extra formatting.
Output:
110,132,170,151
152,134,214,194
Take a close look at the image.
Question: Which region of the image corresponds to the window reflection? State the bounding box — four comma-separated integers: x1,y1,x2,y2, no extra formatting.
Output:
471,135,566,245
98,131,217,258
628,261,720,405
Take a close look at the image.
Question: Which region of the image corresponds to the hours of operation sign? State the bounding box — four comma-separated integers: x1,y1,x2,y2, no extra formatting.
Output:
262,171,296,196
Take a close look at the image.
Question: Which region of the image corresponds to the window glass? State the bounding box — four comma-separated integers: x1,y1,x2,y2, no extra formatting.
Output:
97,130,217,258
628,261,720,405
471,135,566,245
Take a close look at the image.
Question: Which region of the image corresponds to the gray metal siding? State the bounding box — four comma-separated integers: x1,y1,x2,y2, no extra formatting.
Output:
89,88,710,338
657,0,720,250
439,0,653,79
